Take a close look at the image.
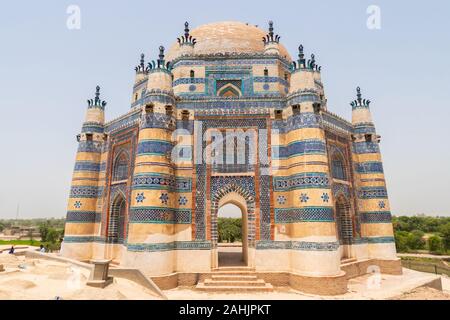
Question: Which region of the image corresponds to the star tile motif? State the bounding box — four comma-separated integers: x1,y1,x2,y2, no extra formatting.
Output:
300,193,309,203
159,193,169,205
74,201,82,209
321,193,330,203
135,192,146,203
277,195,286,205
178,196,188,205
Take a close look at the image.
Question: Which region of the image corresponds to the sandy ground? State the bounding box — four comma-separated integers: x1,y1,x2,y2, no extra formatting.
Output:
0,252,161,300
1,251,449,300
164,268,450,300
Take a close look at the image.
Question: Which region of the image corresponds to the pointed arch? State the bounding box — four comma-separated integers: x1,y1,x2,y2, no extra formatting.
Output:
112,150,130,182
107,192,127,243
217,83,242,98
329,147,347,181
335,194,354,250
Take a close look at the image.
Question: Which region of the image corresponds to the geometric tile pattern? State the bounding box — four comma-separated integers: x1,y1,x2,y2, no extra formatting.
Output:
273,172,330,191
274,207,334,223
358,187,388,199
129,208,192,224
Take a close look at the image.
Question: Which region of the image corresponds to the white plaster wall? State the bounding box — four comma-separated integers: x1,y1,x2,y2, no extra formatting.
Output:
60,242,92,261
291,250,341,276
255,249,290,272
176,250,212,272
121,250,176,276
368,243,397,260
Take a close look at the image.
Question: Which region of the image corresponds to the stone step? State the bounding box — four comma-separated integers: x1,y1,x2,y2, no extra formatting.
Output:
341,258,357,265
211,274,258,281
204,279,266,287
214,266,255,272
210,271,257,276
196,282,273,292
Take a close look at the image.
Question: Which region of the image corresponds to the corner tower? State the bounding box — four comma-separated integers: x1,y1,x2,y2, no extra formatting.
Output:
123,46,178,274
62,86,106,259
351,87,397,261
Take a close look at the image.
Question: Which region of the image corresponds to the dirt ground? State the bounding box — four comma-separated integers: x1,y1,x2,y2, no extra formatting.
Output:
1,251,449,300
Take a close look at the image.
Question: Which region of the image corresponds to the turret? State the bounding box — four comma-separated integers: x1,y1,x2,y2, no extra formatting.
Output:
177,21,196,56
125,46,178,275
351,87,377,141
134,53,148,84
350,87,397,261
263,21,280,55
61,86,107,260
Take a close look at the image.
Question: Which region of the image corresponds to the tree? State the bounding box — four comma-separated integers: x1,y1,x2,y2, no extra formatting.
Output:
428,235,444,254
406,230,425,250
0,223,4,233
439,223,450,251
46,228,60,244
394,231,410,252
39,223,49,242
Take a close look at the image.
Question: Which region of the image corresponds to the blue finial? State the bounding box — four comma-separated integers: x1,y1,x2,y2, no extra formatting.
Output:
350,86,371,109
87,85,106,109
263,20,280,45
178,21,197,47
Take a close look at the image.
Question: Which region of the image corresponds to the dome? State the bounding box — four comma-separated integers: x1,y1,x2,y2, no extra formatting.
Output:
166,21,292,61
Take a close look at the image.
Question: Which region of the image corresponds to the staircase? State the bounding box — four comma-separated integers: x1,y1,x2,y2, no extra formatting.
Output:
196,267,273,292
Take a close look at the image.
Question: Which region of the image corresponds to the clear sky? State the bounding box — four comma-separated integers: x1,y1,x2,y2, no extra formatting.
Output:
0,1,449,219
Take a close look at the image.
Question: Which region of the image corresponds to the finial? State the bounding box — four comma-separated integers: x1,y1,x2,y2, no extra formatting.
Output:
177,21,197,47
146,46,172,72
87,85,107,109
263,20,280,45
184,21,190,38
269,20,274,37
135,53,147,74
298,45,304,59
350,86,371,108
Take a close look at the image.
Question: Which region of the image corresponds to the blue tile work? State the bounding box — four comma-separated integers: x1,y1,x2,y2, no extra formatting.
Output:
77,141,102,153
355,161,384,174
137,140,173,156
126,240,212,252
129,207,192,224
332,183,350,198
352,141,380,154
272,140,326,159
360,211,392,223
353,123,376,134
300,193,309,203
210,176,256,198
277,195,286,205
159,193,169,204
256,240,339,251
321,192,330,202
66,211,102,223
140,113,173,130
173,78,206,86
70,186,101,198
195,117,270,240
74,161,101,172
81,122,104,133
358,187,388,199
353,236,395,244
132,174,192,192
274,207,334,223
273,172,330,191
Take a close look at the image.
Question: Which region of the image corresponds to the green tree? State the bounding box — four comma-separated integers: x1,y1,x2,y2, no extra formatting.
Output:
439,223,450,251
428,235,444,254
406,230,425,250
394,231,410,252
39,223,49,241
0,223,4,232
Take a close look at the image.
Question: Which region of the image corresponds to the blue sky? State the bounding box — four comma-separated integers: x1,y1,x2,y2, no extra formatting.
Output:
0,1,449,218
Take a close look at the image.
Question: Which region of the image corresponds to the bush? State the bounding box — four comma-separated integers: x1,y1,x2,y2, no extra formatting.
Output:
394,231,410,252
428,235,445,254
406,230,426,250
439,223,450,251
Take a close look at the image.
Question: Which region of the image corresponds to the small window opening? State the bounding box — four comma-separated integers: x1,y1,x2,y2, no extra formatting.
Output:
284,73,289,81
313,103,321,114
275,109,283,120
135,93,138,101
165,105,173,117
145,104,154,114
365,134,373,143
264,68,269,77
190,70,195,79
181,110,189,121
292,104,300,115
86,133,93,141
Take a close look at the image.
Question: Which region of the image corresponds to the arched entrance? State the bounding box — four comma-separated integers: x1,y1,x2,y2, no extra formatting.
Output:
335,195,354,259
108,193,126,243
217,203,246,266
210,183,255,269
